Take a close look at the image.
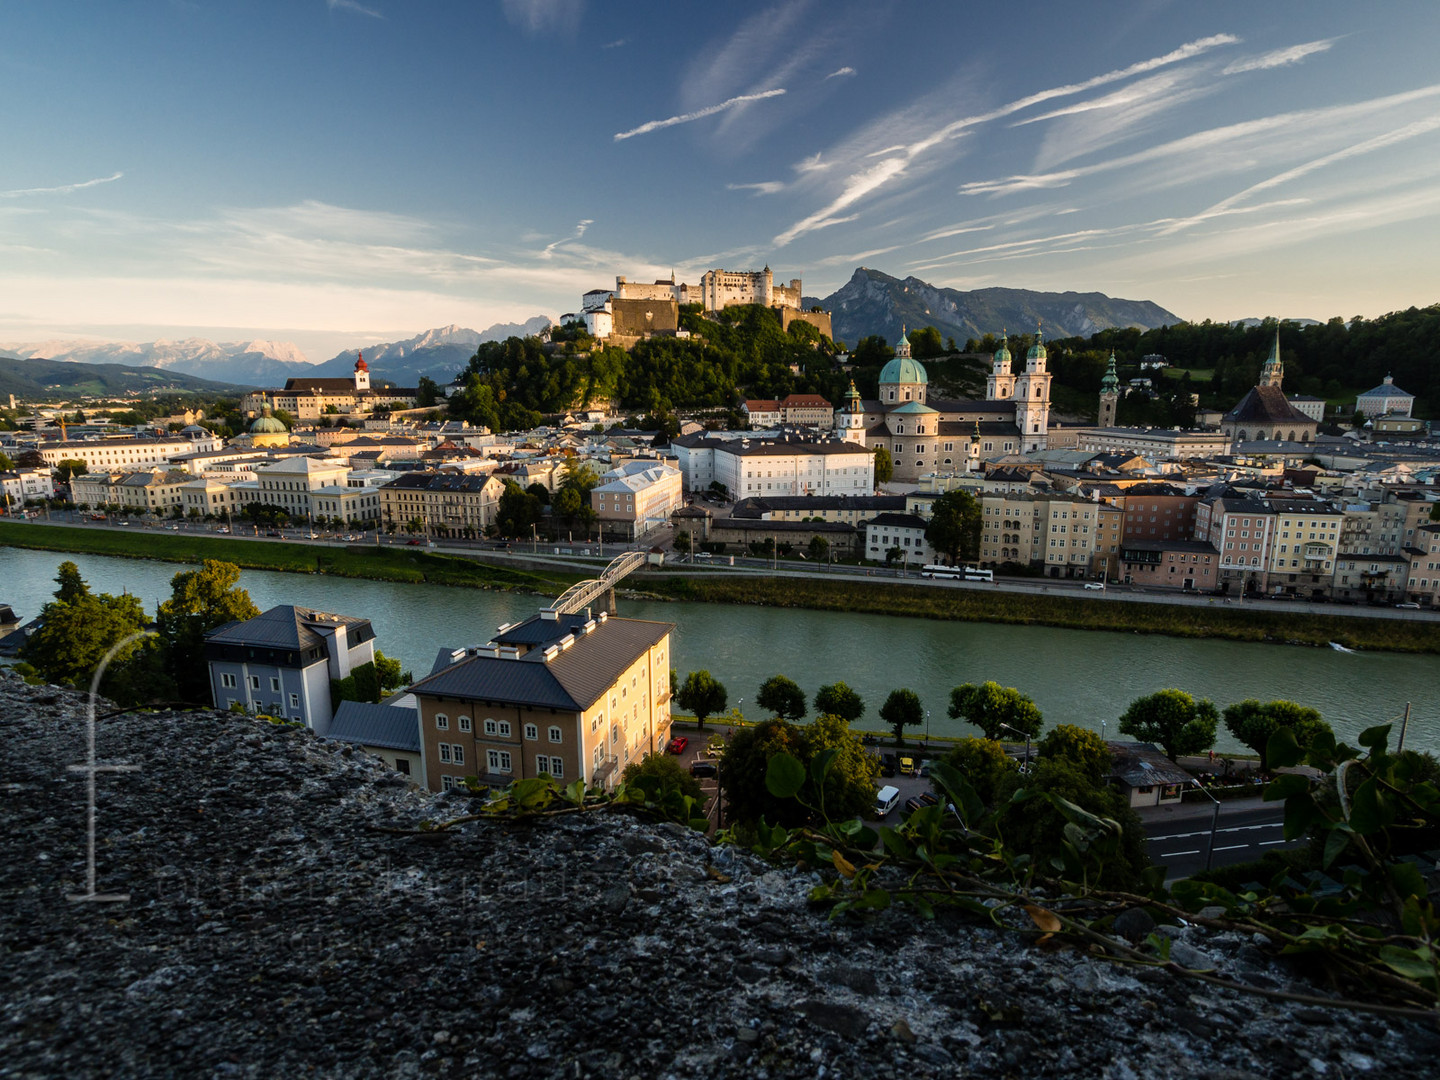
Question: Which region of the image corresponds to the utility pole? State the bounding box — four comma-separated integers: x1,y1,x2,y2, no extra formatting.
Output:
1399,701,1412,752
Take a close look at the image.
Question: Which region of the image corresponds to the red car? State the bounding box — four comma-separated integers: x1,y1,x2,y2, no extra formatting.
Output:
407,539,423,545
667,736,689,755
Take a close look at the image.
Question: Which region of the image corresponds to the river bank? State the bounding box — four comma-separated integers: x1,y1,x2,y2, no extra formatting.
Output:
647,573,1440,655
5,520,1438,655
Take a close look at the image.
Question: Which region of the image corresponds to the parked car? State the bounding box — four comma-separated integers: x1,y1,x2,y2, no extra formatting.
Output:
878,753,897,778
689,760,717,778
1396,602,1422,609
1083,582,1105,591
407,539,423,546
903,792,940,816
667,736,689,755
898,756,917,776
875,785,901,817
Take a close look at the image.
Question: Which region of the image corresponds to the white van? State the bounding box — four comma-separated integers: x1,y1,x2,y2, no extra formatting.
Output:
875,785,901,818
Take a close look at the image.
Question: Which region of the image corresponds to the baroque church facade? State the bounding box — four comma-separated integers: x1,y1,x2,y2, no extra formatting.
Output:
1220,332,1318,444
836,328,1053,483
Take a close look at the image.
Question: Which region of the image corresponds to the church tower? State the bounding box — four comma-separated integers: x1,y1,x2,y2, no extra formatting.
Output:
986,332,1015,400
1012,324,1053,451
839,380,867,445
1098,351,1120,428
1259,330,1283,388
353,351,371,392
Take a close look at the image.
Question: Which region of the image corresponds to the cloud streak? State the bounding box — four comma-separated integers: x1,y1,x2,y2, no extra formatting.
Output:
825,66,856,80
501,0,584,34
728,181,785,195
0,172,124,199
772,34,1240,245
1223,38,1335,75
613,88,786,141
326,0,382,18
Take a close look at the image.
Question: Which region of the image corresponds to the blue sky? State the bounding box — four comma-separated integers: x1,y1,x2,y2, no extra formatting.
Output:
3,0,1439,359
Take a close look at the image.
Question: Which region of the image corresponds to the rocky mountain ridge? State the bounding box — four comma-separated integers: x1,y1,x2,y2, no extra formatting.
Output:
806,267,1183,347
2,675,1432,1079
0,317,552,389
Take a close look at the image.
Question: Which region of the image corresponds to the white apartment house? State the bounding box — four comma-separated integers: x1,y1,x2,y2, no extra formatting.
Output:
255,456,351,519
591,462,684,539
670,435,873,499
38,434,218,472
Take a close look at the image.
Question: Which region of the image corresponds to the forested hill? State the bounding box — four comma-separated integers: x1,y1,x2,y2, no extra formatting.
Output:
436,302,1438,433
1007,305,1440,422
0,354,253,399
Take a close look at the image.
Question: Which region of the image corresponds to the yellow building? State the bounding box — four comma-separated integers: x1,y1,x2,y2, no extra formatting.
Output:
408,609,675,793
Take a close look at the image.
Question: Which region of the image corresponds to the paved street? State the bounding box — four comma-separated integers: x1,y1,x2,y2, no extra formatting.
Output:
1137,797,1300,880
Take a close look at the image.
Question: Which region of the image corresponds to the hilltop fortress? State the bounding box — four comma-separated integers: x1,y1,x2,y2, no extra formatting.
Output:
568,266,832,345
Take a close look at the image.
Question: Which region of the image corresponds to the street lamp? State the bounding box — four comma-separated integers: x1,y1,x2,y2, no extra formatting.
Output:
999,722,1031,771
925,710,931,750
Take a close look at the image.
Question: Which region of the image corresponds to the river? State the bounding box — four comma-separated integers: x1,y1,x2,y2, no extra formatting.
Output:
3,547,1433,756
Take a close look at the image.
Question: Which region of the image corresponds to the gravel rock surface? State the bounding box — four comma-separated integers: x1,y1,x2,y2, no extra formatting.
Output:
2,675,1435,1078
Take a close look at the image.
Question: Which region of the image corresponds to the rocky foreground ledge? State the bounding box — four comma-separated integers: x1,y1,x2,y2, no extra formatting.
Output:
1,675,1435,1079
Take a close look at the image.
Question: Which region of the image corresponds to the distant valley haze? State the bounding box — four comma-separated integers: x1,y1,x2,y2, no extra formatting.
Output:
2,1,1435,352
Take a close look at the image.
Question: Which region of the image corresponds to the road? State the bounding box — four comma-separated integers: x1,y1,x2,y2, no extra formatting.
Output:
1138,798,1301,880
14,511,1437,622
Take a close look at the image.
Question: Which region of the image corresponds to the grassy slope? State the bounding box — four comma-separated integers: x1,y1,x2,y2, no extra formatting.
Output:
646,574,1440,654
0,523,572,594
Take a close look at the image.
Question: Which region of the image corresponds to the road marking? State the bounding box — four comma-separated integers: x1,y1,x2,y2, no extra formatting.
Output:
1213,844,1250,852
1157,849,1201,857
1259,839,1290,846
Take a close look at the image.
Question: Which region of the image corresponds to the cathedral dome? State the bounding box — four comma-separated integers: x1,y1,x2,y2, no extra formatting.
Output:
993,340,1011,366
1027,339,1047,362
249,408,286,434
878,355,929,386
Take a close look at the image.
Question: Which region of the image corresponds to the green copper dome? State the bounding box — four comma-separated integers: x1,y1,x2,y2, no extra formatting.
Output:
249,407,286,434
993,336,1012,366
878,355,929,386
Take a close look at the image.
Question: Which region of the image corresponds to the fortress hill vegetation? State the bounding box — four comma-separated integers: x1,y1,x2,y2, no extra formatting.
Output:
435,300,1438,434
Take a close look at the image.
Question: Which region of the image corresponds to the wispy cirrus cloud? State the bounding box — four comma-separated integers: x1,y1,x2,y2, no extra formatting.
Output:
1,172,124,199
326,0,382,19
541,218,595,256
825,66,856,80
959,83,1440,198
600,38,626,50
613,89,786,141
501,0,584,34
1223,38,1335,75
772,34,1240,246
728,181,786,196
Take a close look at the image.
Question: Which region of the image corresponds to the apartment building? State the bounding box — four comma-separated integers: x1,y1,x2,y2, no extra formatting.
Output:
1403,525,1440,607
408,609,675,793
591,462,683,539
204,606,377,733
1194,495,1277,593
1265,498,1344,597
38,434,217,472
1119,540,1221,591
255,456,351,519
379,472,506,535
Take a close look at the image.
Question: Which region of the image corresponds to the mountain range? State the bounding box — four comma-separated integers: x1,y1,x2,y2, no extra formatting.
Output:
0,317,552,389
0,355,253,401
805,267,1183,348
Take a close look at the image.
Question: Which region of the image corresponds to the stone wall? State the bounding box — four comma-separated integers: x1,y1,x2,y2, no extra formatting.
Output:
3,674,1434,1078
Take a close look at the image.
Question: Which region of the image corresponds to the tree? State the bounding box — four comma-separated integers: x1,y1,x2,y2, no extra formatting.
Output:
948,681,1044,741
756,674,806,721
807,535,830,562
416,375,441,408
154,560,261,703
1117,689,1219,761
676,669,727,729
525,482,551,505
814,681,864,724
21,563,147,689
495,480,543,538
801,713,879,821
1222,699,1331,773
879,687,923,746
621,752,703,802
55,459,89,484
1037,724,1112,785
938,736,1017,806
873,445,893,485
925,489,982,566
0,451,13,471
719,718,808,827
908,325,945,359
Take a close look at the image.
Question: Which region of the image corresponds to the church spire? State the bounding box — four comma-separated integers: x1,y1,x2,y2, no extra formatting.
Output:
1259,329,1284,388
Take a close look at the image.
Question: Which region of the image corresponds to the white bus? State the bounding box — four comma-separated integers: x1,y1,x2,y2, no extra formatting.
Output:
921,565,993,582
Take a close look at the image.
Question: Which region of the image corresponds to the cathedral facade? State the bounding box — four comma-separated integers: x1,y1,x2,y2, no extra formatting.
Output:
836,328,1053,483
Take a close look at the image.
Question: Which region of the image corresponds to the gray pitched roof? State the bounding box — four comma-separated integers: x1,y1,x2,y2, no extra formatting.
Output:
408,616,673,712
328,702,420,753
1107,742,1197,788
206,606,374,651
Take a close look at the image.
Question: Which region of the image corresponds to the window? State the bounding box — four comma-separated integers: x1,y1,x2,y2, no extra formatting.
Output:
458,716,472,733
498,721,512,738
441,775,456,791
248,675,261,690
439,744,452,763
289,693,299,708
270,677,280,692
452,744,464,765
488,749,512,773
549,726,562,743
525,723,538,741
484,718,497,735
220,673,237,689
435,714,449,730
